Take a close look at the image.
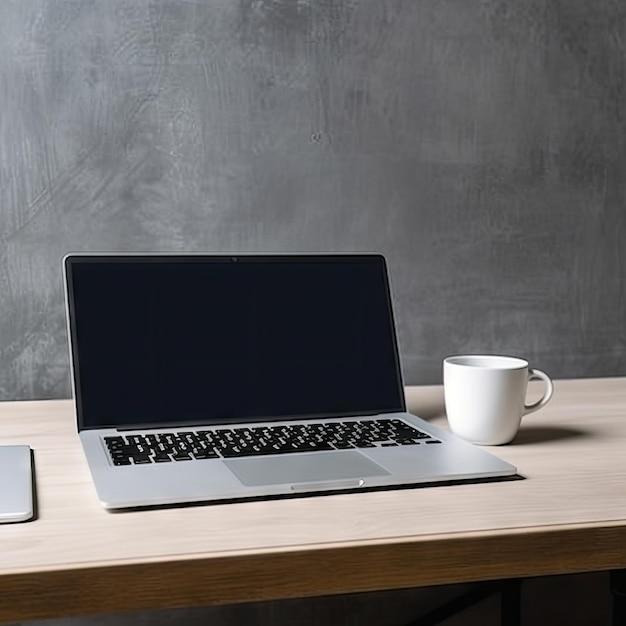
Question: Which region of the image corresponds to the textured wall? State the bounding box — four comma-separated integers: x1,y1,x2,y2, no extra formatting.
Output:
2,0,626,400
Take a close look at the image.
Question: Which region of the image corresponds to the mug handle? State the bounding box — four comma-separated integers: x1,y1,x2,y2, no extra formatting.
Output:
523,368,554,415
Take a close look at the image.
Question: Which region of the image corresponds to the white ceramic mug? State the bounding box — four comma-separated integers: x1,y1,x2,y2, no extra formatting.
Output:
443,355,554,445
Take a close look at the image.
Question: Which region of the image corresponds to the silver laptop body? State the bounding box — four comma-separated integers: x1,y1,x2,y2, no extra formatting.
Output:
64,253,516,510
0,445,34,523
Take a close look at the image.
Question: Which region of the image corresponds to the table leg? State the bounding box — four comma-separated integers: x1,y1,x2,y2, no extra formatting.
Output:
405,580,521,626
501,579,521,626
610,569,626,626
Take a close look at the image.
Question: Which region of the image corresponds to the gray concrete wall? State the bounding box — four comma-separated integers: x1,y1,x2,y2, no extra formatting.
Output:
2,0,625,400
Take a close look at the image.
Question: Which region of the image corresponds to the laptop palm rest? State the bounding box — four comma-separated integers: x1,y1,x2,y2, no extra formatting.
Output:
225,451,390,487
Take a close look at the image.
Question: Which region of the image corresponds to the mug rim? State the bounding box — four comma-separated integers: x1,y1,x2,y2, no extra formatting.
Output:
444,354,529,370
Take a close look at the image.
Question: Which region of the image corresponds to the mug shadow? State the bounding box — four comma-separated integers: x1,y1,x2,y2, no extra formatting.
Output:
510,425,587,445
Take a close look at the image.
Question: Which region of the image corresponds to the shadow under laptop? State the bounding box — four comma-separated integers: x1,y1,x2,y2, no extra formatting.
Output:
108,473,525,514
30,448,39,522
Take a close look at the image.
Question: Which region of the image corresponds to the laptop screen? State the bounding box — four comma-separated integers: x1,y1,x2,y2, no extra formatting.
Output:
64,255,406,430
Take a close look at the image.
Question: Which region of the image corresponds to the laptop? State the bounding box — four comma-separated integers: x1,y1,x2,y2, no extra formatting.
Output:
0,445,34,523
63,253,516,509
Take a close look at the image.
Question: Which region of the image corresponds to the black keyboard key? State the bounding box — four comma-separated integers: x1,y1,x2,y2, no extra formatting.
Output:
171,452,192,461
192,449,219,460
333,441,355,449
132,455,153,464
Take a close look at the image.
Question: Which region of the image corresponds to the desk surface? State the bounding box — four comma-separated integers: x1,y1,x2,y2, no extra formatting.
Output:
1,377,626,622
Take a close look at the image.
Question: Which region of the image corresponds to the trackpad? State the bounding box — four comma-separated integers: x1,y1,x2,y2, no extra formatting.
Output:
224,451,390,487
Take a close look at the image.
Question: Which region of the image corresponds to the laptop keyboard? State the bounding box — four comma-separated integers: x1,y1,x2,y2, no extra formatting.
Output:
104,419,441,466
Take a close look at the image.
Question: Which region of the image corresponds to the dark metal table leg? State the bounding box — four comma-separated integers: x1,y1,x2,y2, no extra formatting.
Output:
404,582,502,626
501,579,521,626
405,579,522,626
610,569,626,626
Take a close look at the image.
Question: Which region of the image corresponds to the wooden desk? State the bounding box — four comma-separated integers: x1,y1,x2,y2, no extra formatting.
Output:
1,377,626,623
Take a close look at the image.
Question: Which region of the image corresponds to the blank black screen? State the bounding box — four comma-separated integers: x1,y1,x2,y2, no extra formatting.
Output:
65,255,405,430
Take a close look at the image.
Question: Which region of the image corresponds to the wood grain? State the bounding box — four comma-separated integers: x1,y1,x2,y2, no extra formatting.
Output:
1,378,626,622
